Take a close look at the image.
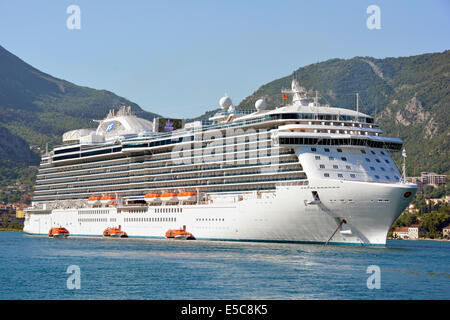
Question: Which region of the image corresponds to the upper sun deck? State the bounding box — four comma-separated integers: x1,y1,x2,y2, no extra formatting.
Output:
211,79,374,125
48,79,395,160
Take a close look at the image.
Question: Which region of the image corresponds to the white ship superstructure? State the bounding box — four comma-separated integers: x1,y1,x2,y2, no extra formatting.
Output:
24,80,417,245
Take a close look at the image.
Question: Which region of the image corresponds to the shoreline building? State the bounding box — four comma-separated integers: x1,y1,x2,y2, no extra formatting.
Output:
406,172,447,193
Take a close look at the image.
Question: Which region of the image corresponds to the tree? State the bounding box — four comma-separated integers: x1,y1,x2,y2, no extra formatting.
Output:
1,213,9,228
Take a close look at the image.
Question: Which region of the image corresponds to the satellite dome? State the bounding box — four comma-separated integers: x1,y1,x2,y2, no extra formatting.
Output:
219,95,233,110
255,98,267,111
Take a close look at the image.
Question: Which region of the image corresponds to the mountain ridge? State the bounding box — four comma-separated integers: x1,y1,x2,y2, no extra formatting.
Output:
0,44,160,150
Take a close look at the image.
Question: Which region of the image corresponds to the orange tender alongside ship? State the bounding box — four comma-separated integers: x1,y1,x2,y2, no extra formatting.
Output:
48,227,70,238
103,226,128,238
165,225,195,240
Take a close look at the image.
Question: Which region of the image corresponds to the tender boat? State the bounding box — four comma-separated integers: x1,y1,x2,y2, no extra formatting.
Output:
177,191,197,202
88,196,101,205
160,192,178,203
103,227,128,238
48,227,70,238
165,226,195,240
144,192,161,203
100,195,116,205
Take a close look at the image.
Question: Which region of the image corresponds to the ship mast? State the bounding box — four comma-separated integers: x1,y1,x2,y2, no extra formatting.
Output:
356,92,359,122
402,148,407,183
281,78,309,106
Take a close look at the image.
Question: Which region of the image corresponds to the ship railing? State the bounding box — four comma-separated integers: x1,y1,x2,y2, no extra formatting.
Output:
276,180,309,187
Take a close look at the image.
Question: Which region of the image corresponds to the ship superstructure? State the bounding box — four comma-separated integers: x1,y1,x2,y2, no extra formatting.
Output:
24,80,417,245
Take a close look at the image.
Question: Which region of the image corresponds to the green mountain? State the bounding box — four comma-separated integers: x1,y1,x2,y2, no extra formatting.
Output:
233,51,449,175
0,45,159,151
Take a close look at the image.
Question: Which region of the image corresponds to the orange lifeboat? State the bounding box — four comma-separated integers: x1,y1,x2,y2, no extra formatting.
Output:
144,193,161,203
48,227,70,238
177,191,197,202
103,226,128,238
88,196,101,205
100,195,116,205
165,225,195,240
160,192,178,202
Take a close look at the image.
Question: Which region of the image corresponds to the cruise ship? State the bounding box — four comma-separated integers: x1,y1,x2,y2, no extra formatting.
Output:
24,79,417,245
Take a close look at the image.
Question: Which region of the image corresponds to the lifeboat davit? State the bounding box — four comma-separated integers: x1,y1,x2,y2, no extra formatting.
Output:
144,193,161,203
165,226,195,240
160,192,178,203
103,227,128,238
177,191,197,202
100,195,116,205
88,196,101,205
48,227,70,238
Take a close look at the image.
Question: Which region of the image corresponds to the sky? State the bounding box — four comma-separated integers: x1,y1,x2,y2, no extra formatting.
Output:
0,0,449,118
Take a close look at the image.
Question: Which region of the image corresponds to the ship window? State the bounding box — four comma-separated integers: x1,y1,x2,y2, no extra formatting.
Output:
375,175,380,179
315,156,321,160
350,174,356,178
320,164,325,169
333,165,338,169
365,158,371,162
337,173,343,178
380,167,385,171
337,148,342,152
375,159,381,163
380,151,385,155
341,157,347,161
394,175,399,180
311,147,317,152
361,150,366,154
329,156,334,160
370,166,375,170
324,148,330,152
385,176,391,180
346,165,351,169
324,173,330,177
371,150,376,155
385,160,390,164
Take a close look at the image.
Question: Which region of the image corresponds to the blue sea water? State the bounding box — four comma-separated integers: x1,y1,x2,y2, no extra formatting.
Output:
0,231,449,300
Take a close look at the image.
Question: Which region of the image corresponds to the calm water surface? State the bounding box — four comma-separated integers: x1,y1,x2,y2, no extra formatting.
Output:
0,231,449,299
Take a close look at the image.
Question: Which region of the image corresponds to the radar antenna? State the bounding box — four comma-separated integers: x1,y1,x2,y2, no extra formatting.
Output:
281,78,309,106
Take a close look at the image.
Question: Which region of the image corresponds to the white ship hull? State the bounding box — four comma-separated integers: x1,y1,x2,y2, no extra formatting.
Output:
24,180,416,246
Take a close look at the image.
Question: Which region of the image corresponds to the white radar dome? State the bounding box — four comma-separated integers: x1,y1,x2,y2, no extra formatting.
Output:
255,98,267,111
219,95,233,110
